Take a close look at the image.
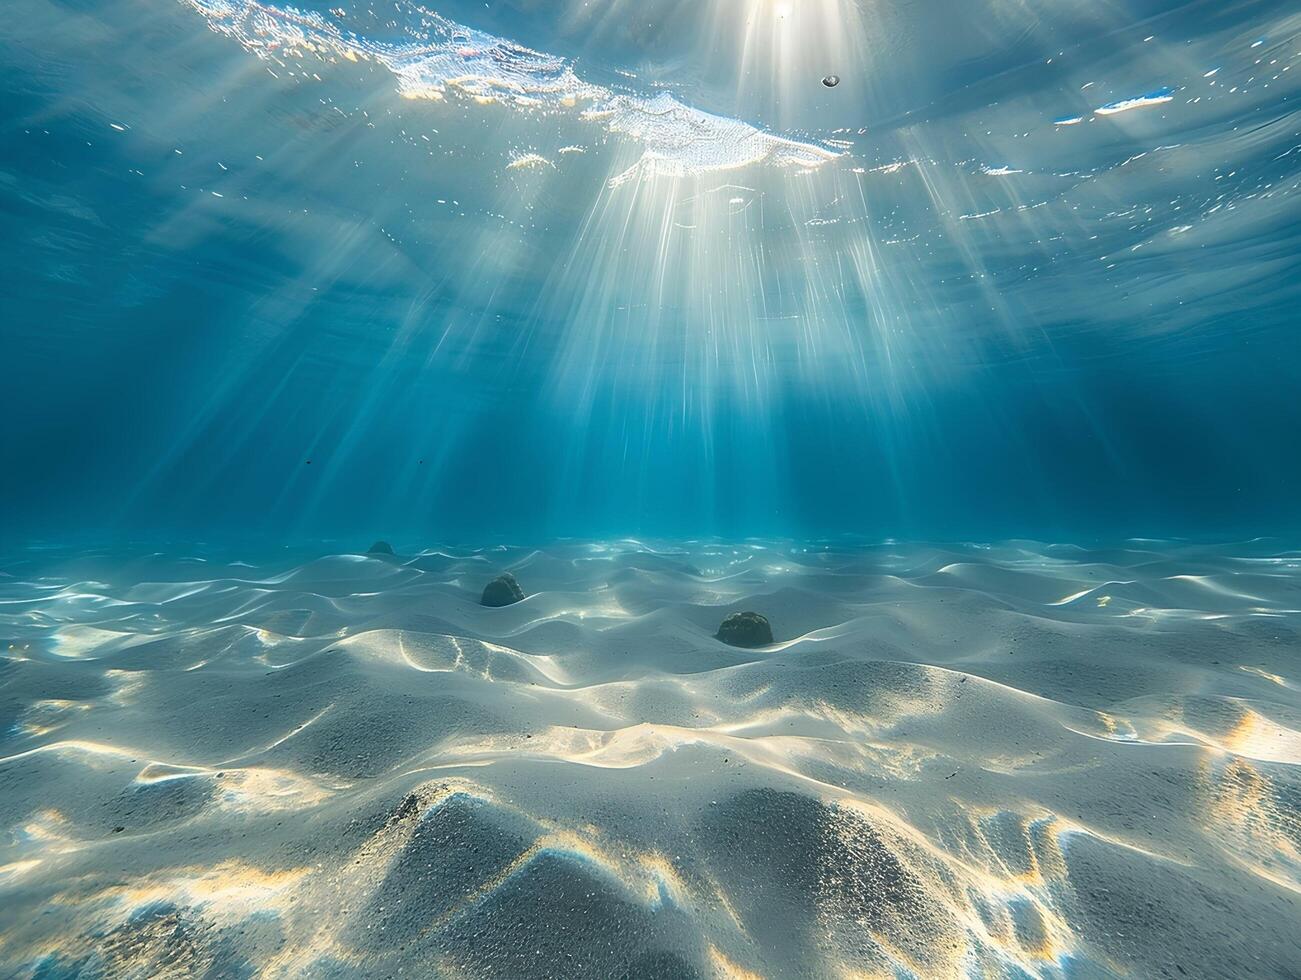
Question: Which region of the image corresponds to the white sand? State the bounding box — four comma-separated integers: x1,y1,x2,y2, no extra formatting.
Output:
1,539,1299,977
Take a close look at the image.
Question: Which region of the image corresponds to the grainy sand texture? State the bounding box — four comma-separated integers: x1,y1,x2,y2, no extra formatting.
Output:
2,540,1299,978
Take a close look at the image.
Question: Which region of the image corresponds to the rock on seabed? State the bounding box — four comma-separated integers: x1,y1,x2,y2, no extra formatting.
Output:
716,611,774,647
481,573,526,607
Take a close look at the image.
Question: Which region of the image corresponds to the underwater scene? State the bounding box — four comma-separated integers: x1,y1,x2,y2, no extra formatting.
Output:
2,0,1301,977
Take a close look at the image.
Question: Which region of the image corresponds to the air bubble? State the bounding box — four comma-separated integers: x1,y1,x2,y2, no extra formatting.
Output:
822,75,840,88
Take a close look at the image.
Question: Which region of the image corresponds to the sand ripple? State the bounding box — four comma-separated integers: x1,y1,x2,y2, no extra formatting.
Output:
2,540,1299,977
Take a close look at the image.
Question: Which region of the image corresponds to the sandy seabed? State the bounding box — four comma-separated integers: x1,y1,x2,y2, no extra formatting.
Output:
1,540,1299,979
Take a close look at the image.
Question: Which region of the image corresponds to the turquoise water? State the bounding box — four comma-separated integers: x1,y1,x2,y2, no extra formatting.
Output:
2,3,1301,978
2,0,1299,543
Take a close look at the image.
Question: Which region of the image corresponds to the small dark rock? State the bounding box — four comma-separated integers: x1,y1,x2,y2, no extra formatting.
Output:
367,541,395,556
112,826,125,833
716,611,774,647
481,572,526,607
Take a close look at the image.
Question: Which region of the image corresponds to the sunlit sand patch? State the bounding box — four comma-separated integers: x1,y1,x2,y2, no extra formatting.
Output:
135,762,209,784
708,703,938,777
1240,664,1291,687
338,629,558,684
217,767,335,812
708,944,764,980
252,788,470,976
444,722,709,770
48,861,310,946
1069,709,1141,742
250,625,310,647
1220,706,1301,762
0,739,152,769
1200,756,1301,892
0,859,42,883
3,812,83,898
1147,699,1301,764
916,804,1194,968
945,809,1071,890
769,796,1074,975
1040,580,1092,603
126,761,335,814
546,673,724,723
1166,573,1268,602
17,698,92,737
435,715,936,792
636,850,694,909
494,593,633,625
1070,697,1301,764
104,668,147,705
48,624,150,659
68,786,483,973
1123,605,1235,622
16,810,79,854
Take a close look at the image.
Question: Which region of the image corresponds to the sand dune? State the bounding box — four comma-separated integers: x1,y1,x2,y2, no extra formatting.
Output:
2,540,1299,977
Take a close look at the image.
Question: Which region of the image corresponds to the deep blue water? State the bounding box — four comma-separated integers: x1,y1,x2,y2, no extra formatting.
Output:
2,0,1299,545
